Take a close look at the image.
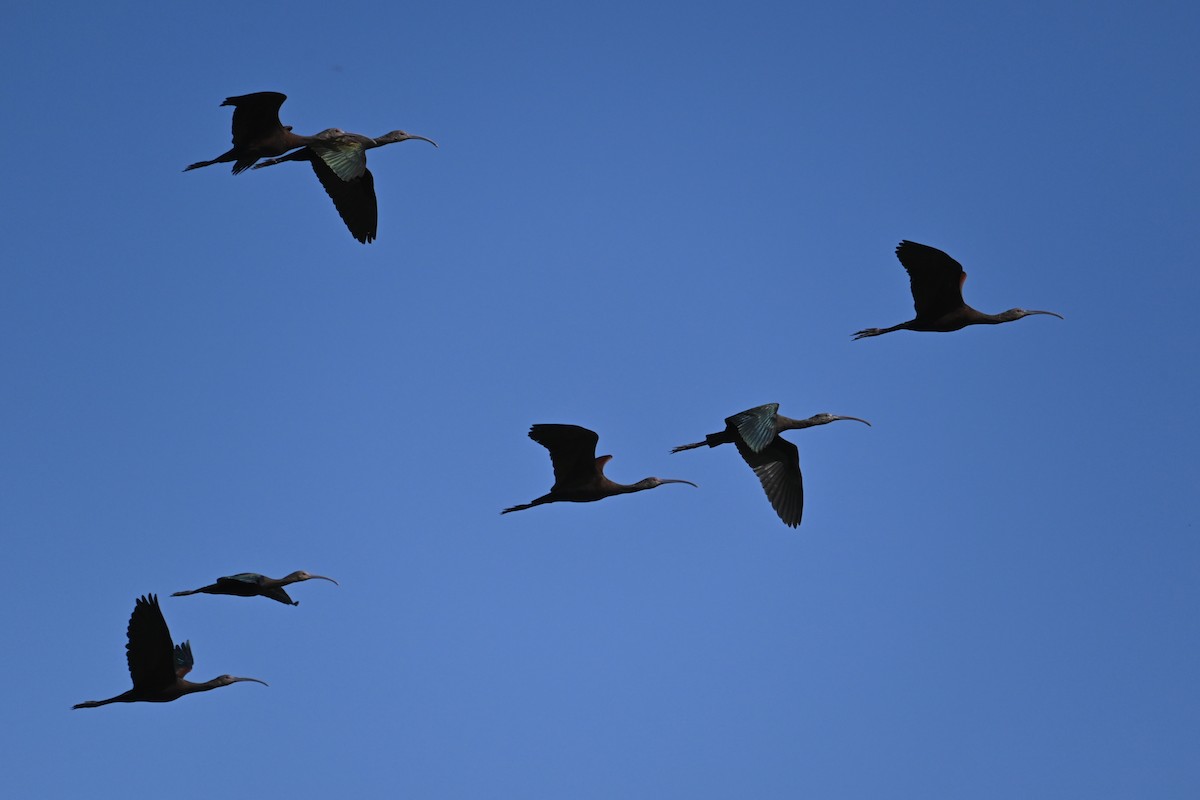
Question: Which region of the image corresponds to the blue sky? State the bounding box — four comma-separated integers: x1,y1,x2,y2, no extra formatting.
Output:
4,1,1198,797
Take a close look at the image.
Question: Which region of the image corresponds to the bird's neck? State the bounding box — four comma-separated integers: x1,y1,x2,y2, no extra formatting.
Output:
179,678,224,695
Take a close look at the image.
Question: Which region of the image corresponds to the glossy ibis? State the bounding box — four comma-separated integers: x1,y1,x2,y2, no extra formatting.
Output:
73,594,267,709
172,571,338,606
251,129,437,243
853,240,1063,339
672,404,870,527
503,424,697,514
185,91,326,174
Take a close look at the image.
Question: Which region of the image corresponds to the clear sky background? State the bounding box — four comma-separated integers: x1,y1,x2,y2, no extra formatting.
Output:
3,1,1198,797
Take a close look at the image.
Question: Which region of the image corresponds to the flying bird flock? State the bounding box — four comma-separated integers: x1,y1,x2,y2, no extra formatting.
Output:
75,90,1062,710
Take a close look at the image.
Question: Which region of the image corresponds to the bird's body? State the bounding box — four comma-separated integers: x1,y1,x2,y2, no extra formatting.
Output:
185,92,328,174
251,129,437,243
673,404,870,528
172,571,338,606
853,240,1063,339
503,424,697,514
73,595,266,709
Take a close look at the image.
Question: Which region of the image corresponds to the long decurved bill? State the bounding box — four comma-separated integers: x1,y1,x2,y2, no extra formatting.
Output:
1026,310,1064,319
832,415,872,426
406,135,438,147
309,575,339,585
661,479,699,487
231,677,270,686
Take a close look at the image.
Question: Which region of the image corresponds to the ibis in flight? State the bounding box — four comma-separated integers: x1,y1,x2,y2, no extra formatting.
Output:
172,571,339,606
184,92,326,174
73,595,267,709
853,240,1063,339
673,404,870,528
251,128,437,243
503,424,697,514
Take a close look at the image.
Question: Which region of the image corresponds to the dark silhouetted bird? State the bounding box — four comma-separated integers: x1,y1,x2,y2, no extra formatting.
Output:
172,571,338,606
73,595,267,709
503,424,696,513
184,92,326,174
853,240,1062,339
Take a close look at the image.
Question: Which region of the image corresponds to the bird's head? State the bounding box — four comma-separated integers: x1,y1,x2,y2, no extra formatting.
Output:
375,130,438,147
216,675,269,688
286,571,339,585
1000,308,1064,322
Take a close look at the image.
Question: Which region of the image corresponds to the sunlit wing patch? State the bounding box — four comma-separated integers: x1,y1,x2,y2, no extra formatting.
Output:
727,403,779,453
315,143,367,182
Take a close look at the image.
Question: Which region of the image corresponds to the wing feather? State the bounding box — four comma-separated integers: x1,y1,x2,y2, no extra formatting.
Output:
126,595,177,692
174,641,194,679
895,240,966,321
528,424,600,487
223,92,288,147
308,156,378,243
725,403,780,453
735,437,803,528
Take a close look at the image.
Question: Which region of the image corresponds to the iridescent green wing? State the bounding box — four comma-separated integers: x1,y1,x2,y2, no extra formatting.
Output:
313,135,371,181
725,403,780,453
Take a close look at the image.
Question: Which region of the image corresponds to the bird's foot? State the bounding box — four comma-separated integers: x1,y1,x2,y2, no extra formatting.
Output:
851,328,883,340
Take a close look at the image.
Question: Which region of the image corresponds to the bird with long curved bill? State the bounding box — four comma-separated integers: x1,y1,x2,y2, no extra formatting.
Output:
73,595,267,709
672,404,871,528
184,92,328,174
503,424,697,514
172,571,339,606
853,240,1063,339
251,128,437,243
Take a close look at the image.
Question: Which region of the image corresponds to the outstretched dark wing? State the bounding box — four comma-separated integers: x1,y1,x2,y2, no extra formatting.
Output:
222,92,288,147
126,595,177,692
174,641,194,679
895,240,967,321
725,403,780,454
207,573,266,597
220,574,266,585
734,437,803,528
309,155,378,244
529,424,600,488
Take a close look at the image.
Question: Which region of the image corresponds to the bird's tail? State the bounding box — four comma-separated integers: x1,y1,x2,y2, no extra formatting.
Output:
673,431,730,452
72,698,114,709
